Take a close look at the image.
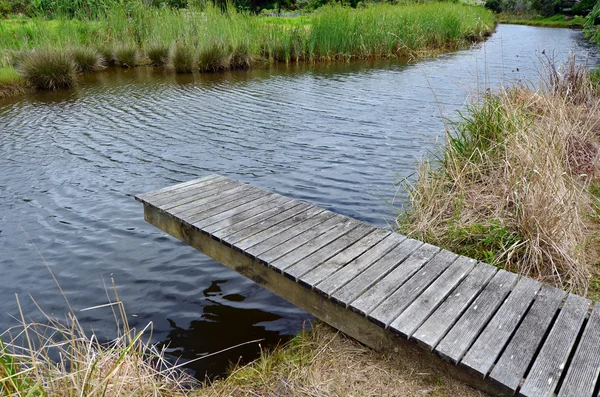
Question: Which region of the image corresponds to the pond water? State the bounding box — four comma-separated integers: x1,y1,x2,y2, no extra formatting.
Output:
1,24,599,377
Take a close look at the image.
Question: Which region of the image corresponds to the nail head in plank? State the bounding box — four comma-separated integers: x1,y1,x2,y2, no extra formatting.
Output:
390,257,481,339
224,203,318,247
332,238,426,307
413,262,497,351
244,210,338,258
314,233,405,297
345,242,439,315
367,248,457,328
489,285,566,395
519,293,591,397
460,276,541,377
435,269,518,364
257,214,349,265
299,229,391,288
558,302,600,397
270,218,362,272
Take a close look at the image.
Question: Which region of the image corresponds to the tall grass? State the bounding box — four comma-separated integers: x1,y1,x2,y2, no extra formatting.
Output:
398,59,600,295
0,2,494,97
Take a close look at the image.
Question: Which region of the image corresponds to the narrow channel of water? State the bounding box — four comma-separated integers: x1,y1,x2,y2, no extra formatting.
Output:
1,24,598,377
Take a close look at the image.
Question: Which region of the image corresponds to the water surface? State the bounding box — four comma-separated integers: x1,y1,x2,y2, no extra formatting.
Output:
0,24,598,377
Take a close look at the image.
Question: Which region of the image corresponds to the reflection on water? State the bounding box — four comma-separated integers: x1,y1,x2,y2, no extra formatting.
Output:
0,24,599,378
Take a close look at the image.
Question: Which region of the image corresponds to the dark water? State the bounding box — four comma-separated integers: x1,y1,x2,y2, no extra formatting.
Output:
1,24,598,377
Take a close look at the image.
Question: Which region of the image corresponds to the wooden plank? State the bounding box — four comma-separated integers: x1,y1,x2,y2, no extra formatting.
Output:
435,270,518,364
390,257,481,339
177,185,263,220
135,174,221,202
488,285,566,395
183,189,267,224
314,233,405,297
203,196,300,235
161,179,244,211
210,200,309,239
343,242,439,315
269,218,362,272
413,263,498,351
256,214,350,265
519,293,591,397
192,193,283,230
367,248,457,328
298,229,391,288
460,276,542,377
221,203,316,246
244,210,338,257
331,238,426,306
558,303,600,397
284,224,376,280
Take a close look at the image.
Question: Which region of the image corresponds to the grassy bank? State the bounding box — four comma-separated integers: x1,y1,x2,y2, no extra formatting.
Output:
0,1,494,96
497,13,586,28
398,60,600,297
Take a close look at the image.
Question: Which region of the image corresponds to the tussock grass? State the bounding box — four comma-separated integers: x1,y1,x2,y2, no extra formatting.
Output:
147,43,171,66
198,42,231,73
0,67,30,99
398,58,600,294
71,47,105,73
0,293,196,396
114,44,139,68
17,49,77,90
97,46,116,66
198,322,487,397
171,43,196,73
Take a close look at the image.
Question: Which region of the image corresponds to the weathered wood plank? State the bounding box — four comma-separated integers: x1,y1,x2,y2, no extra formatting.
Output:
203,196,300,235
135,174,221,202
192,193,283,230
390,257,481,339
163,179,245,212
558,302,600,397
178,186,265,221
460,276,541,377
298,229,391,288
344,242,439,315
314,233,405,297
488,285,566,395
367,249,457,328
270,218,362,272
210,200,309,240
435,270,518,364
413,263,498,351
331,238,426,308
256,214,350,265
284,224,376,280
244,210,338,257
221,203,316,246
519,293,591,397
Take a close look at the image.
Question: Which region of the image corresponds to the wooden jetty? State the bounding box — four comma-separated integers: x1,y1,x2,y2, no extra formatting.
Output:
136,174,600,397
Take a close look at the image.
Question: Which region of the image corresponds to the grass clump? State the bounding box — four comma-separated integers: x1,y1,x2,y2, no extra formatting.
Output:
197,322,486,397
171,43,196,73
97,46,116,66
198,43,231,73
146,43,171,66
0,67,30,99
398,58,600,294
114,44,139,68
71,47,105,73
16,49,77,90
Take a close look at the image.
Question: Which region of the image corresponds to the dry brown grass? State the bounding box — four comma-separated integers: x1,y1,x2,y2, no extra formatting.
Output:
399,58,600,295
196,322,488,397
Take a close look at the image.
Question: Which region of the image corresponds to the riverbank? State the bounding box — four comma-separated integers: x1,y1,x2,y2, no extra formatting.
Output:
496,13,586,28
398,60,600,298
0,1,494,99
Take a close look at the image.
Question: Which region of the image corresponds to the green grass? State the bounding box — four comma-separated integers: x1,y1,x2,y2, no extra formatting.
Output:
71,46,105,72
171,43,196,73
17,49,77,90
0,1,494,97
497,13,586,28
